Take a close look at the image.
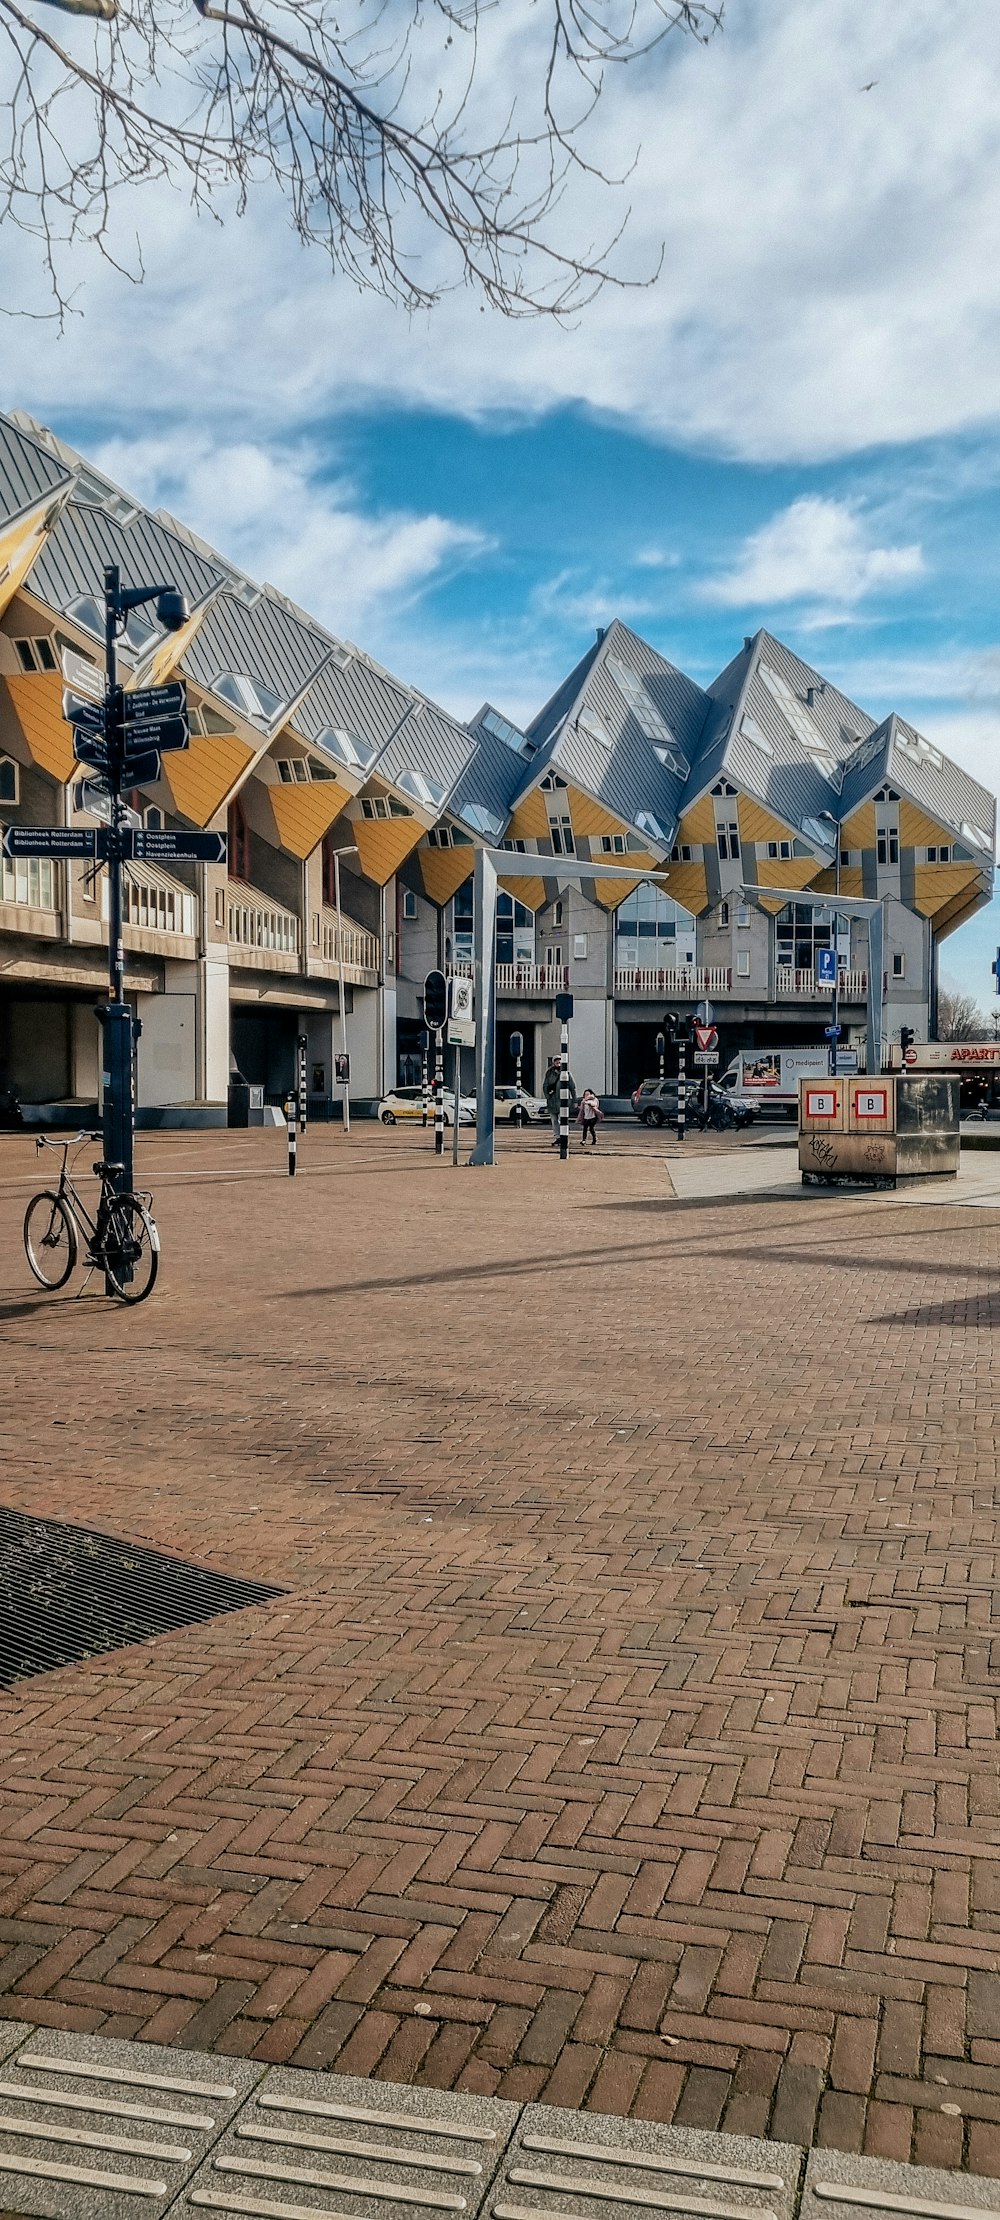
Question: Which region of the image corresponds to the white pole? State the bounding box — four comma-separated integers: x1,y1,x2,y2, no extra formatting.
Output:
333,847,351,1134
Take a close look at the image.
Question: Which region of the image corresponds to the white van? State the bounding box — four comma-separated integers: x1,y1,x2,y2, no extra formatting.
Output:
717,1045,833,1117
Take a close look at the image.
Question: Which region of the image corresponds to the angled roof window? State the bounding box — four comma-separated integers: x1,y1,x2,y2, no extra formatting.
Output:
758,662,836,771
396,764,447,810
635,808,670,844
894,724,943,772
606,653,690,774
211,670,286,723
461,801,504,838
232,579,263,610
66,592,105,640
315,724,377,773
960,818,994,855
739,715,774,757
577,708,613,750
801,816,837,850
481,707,527,754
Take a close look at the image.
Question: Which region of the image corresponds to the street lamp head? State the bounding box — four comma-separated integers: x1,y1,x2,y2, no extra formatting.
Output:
154,587,189,632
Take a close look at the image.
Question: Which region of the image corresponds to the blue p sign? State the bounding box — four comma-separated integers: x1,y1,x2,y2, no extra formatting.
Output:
816,947,837,986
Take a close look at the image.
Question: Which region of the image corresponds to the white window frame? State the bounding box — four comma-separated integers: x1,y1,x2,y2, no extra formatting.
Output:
736,949,751,978
0,755,19,805
402,888,418,919
892,952,905,979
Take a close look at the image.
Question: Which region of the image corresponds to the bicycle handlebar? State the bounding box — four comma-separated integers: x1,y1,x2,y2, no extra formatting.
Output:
34,1129,98,1153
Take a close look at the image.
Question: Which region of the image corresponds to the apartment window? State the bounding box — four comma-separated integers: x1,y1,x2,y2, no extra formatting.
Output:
717,820,740,860
840,849,850,868
539,773,567,791
876,809,899,865
402,889,417,919
892,952,905,978
926,845,950,863
214,887,226,927
12,635,57,673
276,757,310,784
573,934,588,960
615,884,694,971
669,844,692,864
144,806,164,830
719,901,730,927
550,815,575,855
426,826,453,847
499,838,526,852
736,950,751,978
227,796,250,880
554,900,563,926
766,840,792,860
0,756,18,805
361,795,390,820
737,903,752,928
601,834,627,855
776,902,835,972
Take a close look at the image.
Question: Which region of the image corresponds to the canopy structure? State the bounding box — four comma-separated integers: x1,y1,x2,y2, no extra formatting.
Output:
741,883,886,1076
470,849,669,1166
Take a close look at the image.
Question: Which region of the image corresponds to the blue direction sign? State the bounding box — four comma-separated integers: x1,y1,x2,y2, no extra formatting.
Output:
123,715,188,757
73,726,110,769
63,690,105,729
122,829,226,863
993,948,1000,996
123,682,185,722
2,825,98,858
823,1023,842,1039
815,947,837,986
120,749,162,787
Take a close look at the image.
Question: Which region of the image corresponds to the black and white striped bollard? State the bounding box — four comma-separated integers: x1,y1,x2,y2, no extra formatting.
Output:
434,1034,444,1156
297,1033,307,1134
676,1037,686,1143
286,1092,297,1176
558,1022,570,1160
422,1048,429,1128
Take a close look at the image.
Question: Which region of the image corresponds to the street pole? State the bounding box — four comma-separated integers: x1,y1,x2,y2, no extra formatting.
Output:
99,566,132,1292
332,847,351,1133
434,1032,444,1154
558,1019,570,1160
297,1033,307,1133
286,1091,297,1175
676,1031,686,1143
452,1040,461,1166
830,837,841,1078
420,1031,429,1126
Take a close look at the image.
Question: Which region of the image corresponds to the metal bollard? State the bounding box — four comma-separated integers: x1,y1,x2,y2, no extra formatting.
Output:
422,1051,429,1128
558,1022,570,1160
286,1092,297,1176
676,1041,686,1143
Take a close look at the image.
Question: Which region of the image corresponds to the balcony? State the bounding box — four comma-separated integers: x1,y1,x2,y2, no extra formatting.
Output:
0,854,61,939
615,965,732,997
448,961,570,995
228,878,300,971
313,907,381,987
103,864,197,956
777,968,868,999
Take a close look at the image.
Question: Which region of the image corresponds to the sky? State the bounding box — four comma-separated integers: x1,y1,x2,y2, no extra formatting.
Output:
4,0,1000,1003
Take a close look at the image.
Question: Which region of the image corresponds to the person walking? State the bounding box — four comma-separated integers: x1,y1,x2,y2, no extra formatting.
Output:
576,1088,603,1148
543,1054,576,1144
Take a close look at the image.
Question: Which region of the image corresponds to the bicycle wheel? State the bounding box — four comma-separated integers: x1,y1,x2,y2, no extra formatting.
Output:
24,1190,78,1289
102,1194,159,1304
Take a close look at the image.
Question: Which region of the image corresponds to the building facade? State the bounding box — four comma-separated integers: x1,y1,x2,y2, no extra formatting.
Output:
0,408,994,1118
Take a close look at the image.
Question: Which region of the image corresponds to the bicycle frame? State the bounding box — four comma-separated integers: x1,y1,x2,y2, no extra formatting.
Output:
35,1133,110,1251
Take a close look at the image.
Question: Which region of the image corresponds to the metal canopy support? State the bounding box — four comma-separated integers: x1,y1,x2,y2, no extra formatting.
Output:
470,851,665,1167
740,882,888,1078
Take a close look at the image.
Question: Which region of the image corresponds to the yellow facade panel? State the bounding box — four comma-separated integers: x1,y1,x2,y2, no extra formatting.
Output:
812,867,864,899
352,814,423,885
4,671,75,782
419,844,476,905
165,733,255,826
659,860,708,915
678,794,717,844
507,788,549,841
912,863,978,920
567,787,629,841
269,778,349,858
899,798,951,850
499,873,545,910
0,501,57,621
841,801,876,850
737,795,797,846
753,855,822,914
591,852,657,911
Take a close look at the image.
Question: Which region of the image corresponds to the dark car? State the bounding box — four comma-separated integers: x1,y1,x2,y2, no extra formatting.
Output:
631,1076,696,1126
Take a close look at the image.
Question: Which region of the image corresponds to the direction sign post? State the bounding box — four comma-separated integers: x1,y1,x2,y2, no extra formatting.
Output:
2,827,98,860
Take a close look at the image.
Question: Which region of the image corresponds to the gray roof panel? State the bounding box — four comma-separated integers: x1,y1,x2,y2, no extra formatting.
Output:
28,498,224,627
0,416,72,529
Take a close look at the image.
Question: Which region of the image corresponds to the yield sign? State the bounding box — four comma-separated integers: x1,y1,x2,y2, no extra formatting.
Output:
694,1023,718,1052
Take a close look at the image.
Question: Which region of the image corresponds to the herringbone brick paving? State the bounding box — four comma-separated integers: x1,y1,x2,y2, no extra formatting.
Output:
0,1123,997,2178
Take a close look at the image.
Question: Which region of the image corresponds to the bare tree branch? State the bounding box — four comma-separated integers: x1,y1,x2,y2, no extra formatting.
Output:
0,0,723,323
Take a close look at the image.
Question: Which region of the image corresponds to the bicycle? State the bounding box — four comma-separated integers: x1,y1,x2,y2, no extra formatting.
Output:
24,1133,159,1304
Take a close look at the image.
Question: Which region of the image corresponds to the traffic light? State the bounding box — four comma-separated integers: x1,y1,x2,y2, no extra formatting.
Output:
423,968,448,1031
992,947,1000,995
900,1026,915,1057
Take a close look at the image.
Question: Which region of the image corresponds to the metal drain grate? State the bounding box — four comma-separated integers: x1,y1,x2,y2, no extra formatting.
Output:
0,1507,286,1687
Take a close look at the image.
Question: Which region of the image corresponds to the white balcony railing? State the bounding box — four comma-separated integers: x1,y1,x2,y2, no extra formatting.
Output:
103,865,196,940
614,965,732,997
228,878,300,959
318,909,380,978
776,967,868,999
447,960,570,995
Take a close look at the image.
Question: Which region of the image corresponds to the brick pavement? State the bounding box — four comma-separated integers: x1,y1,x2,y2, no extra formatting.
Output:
0,1121,997,2178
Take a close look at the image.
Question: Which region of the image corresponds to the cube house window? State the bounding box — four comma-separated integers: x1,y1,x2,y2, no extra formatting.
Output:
0,757,18,805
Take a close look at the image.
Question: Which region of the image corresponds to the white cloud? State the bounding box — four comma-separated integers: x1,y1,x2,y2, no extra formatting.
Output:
91,433,486,641
701,496,924,607
8,0,1000,464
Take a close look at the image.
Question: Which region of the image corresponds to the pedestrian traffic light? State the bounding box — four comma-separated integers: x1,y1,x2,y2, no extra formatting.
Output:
423,969,448,1031
900,1026,915,1056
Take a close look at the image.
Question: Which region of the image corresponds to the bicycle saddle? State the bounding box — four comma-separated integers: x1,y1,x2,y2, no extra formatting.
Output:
94,1159,125,1177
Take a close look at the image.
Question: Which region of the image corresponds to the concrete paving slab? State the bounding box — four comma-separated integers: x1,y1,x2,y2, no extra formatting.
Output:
0,2026,260,2220
803,2148,1000,2220
487,2103,803,2220
174,2069,518,2219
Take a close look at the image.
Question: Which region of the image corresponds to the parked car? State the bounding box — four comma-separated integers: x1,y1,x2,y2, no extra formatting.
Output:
377,1086,475,1126
493,1085,548,1124
631,1076,698,1126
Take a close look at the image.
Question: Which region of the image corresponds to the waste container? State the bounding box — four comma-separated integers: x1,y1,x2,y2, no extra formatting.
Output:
227,1080,251,1128
799,1072,959,1187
